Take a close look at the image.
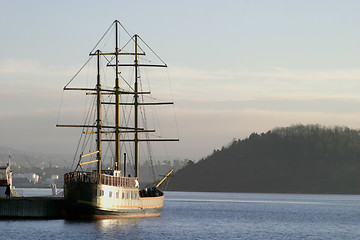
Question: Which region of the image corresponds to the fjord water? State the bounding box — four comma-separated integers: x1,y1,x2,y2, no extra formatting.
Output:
2,191,360,239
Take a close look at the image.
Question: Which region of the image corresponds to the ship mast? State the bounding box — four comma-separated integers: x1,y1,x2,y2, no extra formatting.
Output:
115,22,121,171
134,34,139,178
58,20,179,178
96,50,102,173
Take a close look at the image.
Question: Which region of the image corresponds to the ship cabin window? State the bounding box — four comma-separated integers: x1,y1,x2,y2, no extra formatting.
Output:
122,192,125,199
130,191,138,200
116,191,119,199
99,190,104,197
109,191,112,198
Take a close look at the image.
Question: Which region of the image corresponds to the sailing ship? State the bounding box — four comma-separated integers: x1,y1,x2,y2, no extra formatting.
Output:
58,20,178,219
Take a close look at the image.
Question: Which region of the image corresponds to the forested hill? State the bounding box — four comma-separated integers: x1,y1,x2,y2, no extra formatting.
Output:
167,124,360,194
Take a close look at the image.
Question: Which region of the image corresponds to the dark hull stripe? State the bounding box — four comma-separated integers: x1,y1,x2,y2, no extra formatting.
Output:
64,202,163,220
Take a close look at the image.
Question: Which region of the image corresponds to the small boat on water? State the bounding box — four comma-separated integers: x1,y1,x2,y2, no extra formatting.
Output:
0,164,14,198
0,153,19,198
58,20,178,219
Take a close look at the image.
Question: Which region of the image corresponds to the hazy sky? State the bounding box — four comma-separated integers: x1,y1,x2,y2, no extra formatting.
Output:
1,1,360,162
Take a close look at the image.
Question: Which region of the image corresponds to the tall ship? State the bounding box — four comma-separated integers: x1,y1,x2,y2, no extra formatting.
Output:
58,20,178,219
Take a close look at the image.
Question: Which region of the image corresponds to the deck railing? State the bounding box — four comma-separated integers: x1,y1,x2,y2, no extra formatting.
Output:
64,171,136,188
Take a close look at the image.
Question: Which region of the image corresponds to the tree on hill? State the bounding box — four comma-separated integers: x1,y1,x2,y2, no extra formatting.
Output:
167,124,360,194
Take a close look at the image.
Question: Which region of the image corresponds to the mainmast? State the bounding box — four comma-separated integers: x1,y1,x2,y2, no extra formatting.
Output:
134,34,139,179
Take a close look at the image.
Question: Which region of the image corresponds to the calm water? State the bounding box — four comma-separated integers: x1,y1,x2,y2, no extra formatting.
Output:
2,191,360,239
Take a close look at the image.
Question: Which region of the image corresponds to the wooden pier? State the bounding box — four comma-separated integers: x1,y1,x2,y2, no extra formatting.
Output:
0,197,65,219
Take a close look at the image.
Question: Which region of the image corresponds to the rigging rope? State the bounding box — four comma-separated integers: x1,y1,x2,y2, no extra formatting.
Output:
90,21,116,54
64,56,93,89
138,36,167,66
56,90,65,125
72,95,97,170
117,21,133,39
65,20,117,89
166,67,180,139
138,72,157,181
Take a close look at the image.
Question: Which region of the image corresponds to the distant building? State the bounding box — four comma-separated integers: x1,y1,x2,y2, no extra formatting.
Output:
45,175,59,185
13,173,39,184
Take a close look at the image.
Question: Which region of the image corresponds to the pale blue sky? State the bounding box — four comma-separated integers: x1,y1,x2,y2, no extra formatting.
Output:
0,1,359,161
